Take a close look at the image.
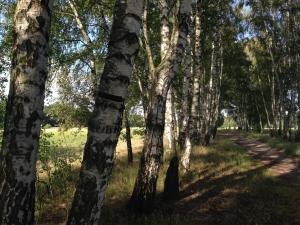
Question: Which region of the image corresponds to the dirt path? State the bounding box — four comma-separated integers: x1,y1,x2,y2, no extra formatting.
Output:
225,132,300,188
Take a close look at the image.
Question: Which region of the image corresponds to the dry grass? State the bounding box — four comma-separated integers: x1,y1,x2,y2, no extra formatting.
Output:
35,131,300,225
246,132,300,157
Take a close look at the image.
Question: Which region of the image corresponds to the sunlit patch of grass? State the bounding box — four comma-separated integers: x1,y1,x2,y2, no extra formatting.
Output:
35,131,300,225
247,132,300,157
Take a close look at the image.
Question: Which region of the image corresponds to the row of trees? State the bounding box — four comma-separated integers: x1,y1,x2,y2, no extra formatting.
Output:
229,0,300,141
0,0,299,224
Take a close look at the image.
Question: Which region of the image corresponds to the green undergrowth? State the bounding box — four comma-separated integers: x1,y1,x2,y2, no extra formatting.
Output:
247,132,300,157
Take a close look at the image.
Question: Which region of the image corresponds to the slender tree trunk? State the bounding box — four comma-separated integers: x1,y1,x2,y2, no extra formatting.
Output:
0,1,53,224
181,132,192,171
257,73,271,128
205,39,218,145
129,89,167,212
159,0,170,60
297,83,300,141
164,88,176,151
212,31,223,139
67,0,99,93
180,34,193,171
268,72,278,136
67,1,144,224
161,0,175,153
129,0,193,212
178,40,193,150
171,90,177,146
255,96,263,133
125,110,133,165
190,3,203,145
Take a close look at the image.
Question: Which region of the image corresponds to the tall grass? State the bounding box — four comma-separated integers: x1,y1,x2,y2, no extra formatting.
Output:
32,130,300,224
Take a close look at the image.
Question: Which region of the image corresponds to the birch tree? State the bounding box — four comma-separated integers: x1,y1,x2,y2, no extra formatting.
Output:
129,0,193,212
190,1,203,145
164,88,176,151
67,0,144,224
180,34,193,172
0,0,54,224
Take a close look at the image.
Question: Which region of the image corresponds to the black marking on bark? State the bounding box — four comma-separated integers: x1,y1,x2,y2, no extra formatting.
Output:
16,103,24,118
125,32,139,45
36,15,46,28
0,0,53,223
24,96,30,103
98,91,124,102
126,13,143,23
26,111,41,137
101,73,130,84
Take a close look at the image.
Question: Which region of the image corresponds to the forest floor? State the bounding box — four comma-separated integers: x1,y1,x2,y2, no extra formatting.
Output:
35,129,300,225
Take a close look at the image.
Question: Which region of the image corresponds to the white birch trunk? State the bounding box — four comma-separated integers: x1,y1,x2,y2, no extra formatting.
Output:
67,1,144,224
190,5,202,144
180,34,193,170
130,0,193,212
164,88,176,151
0,1,53,224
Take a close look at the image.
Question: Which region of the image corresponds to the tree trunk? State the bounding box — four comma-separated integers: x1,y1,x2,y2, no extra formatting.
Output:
125,110,133,165
67,0,98,95
178,37,193,150
129,90,167,212
129,0,193,212
159,0,170,60
297,83,300,141
257,73,271,127
205,39,218,145
164,32,194,201
160,0,175,153
190,3,203,145
255,96,263,133
0,1,53,224
66,1,144,224
164,88,176,151
180,33,193,171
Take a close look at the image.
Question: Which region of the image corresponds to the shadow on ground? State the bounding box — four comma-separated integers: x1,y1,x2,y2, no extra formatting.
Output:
36,132,300,225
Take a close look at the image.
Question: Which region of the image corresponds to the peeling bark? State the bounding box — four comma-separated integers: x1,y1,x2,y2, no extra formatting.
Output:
0,1,53,224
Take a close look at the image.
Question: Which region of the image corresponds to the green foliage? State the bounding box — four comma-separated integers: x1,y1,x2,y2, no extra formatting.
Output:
0,0,15,73
221,117,237,129
45,102,91,129
132,127,145,137
38,130,80,192
119,127,145,142
129,114,145,128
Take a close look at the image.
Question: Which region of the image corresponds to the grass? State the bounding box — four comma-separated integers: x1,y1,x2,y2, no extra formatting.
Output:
246,132,300,157
34,130,300,225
